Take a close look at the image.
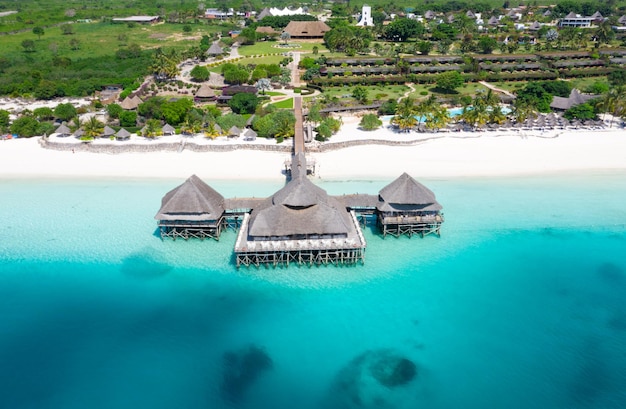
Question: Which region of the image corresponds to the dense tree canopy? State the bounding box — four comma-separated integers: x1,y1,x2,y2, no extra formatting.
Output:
383,18,424,42
190,65,210,82
54,103,77,121
435,71,464,93
228,93,259,114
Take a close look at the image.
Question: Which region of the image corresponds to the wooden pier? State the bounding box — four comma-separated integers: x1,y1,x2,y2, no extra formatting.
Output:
155,99,444,267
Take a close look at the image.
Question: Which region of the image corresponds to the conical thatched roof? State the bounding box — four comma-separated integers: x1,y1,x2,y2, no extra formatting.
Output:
155,174,225,221
378,173,442,211
120,95,141,110
207,42,223,55
243,128,257,139
195,83,215,98
103,126,116,137
55,123,71,135
162,124,175,135
247,177,352,237
115,128,131,139
228,126,241,136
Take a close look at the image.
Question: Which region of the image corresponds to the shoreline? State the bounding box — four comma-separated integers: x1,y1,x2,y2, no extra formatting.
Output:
1,124,626,183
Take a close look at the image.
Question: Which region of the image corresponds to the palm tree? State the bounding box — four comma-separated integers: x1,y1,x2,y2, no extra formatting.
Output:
489,105,507,125
594,21,615,47
425,105,450,131
391,112,417,132
511,98,537,124
82,116,104,139
600,86,626,127
143,119,162,138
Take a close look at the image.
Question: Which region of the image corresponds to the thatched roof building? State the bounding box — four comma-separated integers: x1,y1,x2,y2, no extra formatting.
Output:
120,95,141,110
255,26,280,36
155,175,225,222
377,173,442,213
246,176,356,240
377,173,443,237
257,8,272,20
207,42,223,56
194,84,216,101
155,175,226,240
283,21,330,38
550,89,598,111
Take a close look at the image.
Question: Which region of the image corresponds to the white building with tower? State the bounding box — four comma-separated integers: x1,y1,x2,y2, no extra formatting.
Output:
356,5,373,26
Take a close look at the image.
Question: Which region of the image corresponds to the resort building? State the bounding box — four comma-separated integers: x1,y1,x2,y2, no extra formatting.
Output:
234,163,367,267
155,174,225,240
550,89,599,111
283,21,331,39
559,11,604,28
155,96,443,267
377,173,444,237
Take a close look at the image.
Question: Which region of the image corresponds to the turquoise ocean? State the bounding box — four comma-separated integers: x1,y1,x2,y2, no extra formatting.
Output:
1,173,625,409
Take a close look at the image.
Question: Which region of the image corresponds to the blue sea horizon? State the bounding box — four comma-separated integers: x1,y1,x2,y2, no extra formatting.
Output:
1,173,625,409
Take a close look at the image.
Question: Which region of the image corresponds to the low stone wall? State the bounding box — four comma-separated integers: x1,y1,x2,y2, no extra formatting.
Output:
40,136,440,154
40,138,293,154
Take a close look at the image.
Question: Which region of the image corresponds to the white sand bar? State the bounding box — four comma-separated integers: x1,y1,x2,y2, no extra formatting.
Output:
1,123,625,181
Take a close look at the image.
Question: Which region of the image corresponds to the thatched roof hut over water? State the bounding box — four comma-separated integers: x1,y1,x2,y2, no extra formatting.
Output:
247,176,354,239
155,174,225,222
378,172,442,212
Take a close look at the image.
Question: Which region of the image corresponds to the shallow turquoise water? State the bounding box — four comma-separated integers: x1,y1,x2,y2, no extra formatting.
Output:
1,173,625,409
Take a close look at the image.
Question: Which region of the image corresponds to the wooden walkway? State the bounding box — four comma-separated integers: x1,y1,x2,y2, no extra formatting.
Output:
294,96,304,155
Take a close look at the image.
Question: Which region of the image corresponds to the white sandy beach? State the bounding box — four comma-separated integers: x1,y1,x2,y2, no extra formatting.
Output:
1,116,625,181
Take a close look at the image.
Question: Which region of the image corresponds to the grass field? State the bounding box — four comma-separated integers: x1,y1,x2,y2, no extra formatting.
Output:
0,21,222,61
207,55,286,73
322,84,410,101
271,98,294,109
238,40,328,56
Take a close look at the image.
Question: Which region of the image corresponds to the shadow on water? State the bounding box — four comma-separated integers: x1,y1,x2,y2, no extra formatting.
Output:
152,227,162,239
568,338,615,407
324,349,421,409
596,262,624,285
220,344,273,404
120,247,173,279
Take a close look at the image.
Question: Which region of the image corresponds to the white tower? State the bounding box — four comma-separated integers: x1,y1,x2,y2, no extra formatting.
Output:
356,5,373,26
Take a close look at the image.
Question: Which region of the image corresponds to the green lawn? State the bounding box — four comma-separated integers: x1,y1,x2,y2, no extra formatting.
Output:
322,84,410,101
271,98,293,109
0,21,217,61
238,40,327,56
207,55,285,73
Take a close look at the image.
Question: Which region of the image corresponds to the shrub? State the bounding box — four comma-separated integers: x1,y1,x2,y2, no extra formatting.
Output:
359,113,382,131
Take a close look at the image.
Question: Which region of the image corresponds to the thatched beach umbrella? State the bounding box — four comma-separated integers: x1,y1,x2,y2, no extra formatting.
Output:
103,126,116,137
243,128,257,141
162,124,175,135
55,123,71,137
115,128,131,140
228,126,241,138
